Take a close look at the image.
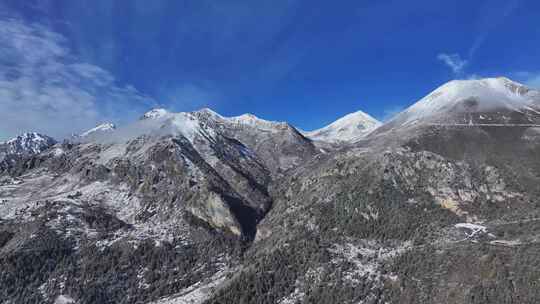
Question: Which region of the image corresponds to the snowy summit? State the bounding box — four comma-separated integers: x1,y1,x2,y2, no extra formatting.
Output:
79,123,116,137
303,110,382,143
141,108,170,120
1,132,56,155
391,77,540,126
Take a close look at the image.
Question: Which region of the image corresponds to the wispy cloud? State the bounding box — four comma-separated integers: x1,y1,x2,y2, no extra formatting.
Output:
159,83,219,111
0,18,155,141
468,0,520,59
437,0,520,79
437,53,468,75
380,105,406,122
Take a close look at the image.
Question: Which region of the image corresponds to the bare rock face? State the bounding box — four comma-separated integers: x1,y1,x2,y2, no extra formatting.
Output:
3,78,540,304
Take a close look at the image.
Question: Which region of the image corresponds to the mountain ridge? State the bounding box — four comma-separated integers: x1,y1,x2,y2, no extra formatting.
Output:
2,76,540,304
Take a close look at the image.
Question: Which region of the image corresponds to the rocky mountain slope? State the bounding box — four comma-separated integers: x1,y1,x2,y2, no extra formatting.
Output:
2,77,540,304
191,108,318,176
0,132,56,173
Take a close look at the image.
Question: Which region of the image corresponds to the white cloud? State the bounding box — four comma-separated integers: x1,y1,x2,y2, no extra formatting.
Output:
436,1,520,81
0,18,155,141
437,53,468,75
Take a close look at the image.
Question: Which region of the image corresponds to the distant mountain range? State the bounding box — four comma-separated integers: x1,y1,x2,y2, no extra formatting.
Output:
2,77,540,304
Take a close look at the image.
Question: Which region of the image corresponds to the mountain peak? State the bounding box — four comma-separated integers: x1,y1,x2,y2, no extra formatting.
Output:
79,123,116,137
141,108,170,120
335,110,380,124
382,76,540,128
304,110,381,143
196,107,220,115
234,113,260,121
228,113,290,129
193,108,225,121
435,77,532,98
5,132,54,144
1,132,56,156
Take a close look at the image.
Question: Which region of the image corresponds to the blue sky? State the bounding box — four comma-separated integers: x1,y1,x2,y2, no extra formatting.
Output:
1,0,540,140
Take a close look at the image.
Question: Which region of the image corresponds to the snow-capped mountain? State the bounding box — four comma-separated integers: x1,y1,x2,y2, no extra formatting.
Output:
0,107,314,239
125,108,296,142
79,123,116,137
140,108,170,120
0,132,56,158
141,107,294,132
225,113,290,131
132,108,317,174
5,77,540,304
385,77,540,129
303,110,381,143
195,108,318,173
79,122,116,137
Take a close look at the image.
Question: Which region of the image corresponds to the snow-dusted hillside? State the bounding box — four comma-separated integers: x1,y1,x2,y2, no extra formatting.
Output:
5,77,540,304
106,108,317,174
303,110,381,143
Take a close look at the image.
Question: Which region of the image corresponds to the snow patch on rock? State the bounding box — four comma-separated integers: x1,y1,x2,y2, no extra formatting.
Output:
150,268,230,304
54,295,75,304
455,223,488,238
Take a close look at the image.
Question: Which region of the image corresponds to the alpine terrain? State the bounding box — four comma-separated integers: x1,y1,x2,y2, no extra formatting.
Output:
2,77,540,304
303,110,381,143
